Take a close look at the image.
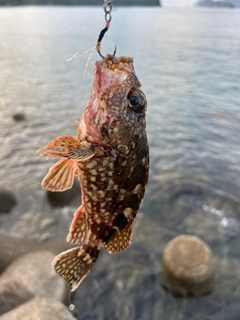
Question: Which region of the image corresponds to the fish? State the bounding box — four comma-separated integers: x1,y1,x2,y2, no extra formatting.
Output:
38,53,149,291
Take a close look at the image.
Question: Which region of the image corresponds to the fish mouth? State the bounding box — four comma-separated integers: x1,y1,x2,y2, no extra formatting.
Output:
94,55,134,95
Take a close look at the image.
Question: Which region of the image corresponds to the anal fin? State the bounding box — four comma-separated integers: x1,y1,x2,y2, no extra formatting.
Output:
41,158,78,191
67,205,87,245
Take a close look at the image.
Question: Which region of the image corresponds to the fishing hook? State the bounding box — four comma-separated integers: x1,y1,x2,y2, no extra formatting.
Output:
96,0,115,59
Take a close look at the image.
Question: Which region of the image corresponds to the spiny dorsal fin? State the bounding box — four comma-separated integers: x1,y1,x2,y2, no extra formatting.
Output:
38,135,98,160
41,158,78,191
52,245,99,291
67,205,87,245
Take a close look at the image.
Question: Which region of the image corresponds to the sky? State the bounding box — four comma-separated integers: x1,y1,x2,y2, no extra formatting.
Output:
161,0,197,7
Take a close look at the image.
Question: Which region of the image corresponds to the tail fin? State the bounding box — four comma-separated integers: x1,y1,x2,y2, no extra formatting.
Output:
52,245,99,291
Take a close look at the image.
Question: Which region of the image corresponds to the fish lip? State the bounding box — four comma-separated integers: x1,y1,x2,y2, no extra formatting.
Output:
94,56,134,95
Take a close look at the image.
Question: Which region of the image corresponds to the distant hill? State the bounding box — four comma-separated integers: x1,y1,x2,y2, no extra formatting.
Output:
113,0,160,5
0,0,161,5
229,0,240,7
195,0,234,8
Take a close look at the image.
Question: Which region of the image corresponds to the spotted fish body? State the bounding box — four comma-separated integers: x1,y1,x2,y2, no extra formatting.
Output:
38,54,149,291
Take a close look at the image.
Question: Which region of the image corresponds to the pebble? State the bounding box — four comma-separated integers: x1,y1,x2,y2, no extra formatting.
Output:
0,189,17,213
12,113,25,121
0,297,77,320
161,235,215,296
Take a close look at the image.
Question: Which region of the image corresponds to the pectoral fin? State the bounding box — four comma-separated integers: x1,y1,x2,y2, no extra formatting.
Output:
42,158,78,191
38,135,98,160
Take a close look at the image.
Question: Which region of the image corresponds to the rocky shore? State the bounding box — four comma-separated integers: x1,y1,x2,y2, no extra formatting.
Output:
0,181,240,319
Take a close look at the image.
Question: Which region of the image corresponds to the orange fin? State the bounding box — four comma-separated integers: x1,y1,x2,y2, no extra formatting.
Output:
38,135,98,160
67,205,87,245
41,158,78,191
104,218,133,253
52,245,99,291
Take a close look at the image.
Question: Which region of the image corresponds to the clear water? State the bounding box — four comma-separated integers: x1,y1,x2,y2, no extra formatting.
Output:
0,6,240,319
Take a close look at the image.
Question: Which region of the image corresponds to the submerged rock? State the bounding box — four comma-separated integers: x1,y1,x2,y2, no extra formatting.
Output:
0,251,67,306
0,231,73,274
0,280,34,316
46,179,80,207
0,189,17,213
0,297,77,320
161,235,215,296
12,113,25,121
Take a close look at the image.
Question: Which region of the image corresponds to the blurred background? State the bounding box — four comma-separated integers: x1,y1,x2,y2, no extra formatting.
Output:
0,0,240,319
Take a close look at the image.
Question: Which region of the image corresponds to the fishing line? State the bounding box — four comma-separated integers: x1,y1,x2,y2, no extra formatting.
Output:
67,0,113,75
68,291,75,311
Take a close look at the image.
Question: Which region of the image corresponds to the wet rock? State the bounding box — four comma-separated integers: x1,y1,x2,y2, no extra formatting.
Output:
0,231,35,274
0,297,77,320
0,251,67,303
161,235,215,296
0,280,34,315
46,179,80,207
12,113,25,121
0,231,73,274
0,189,17,213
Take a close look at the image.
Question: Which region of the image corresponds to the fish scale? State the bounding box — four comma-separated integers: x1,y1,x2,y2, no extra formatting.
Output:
38,54,149,291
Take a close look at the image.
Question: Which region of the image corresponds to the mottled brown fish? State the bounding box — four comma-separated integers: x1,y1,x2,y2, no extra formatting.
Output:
38,54,149,291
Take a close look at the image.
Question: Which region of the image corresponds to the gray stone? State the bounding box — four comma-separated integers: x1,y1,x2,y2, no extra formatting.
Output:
161,235,215,296
0,231,74,274
12,113,25,121
0,189,17,213
46,180,80,207
0,251,67,303
0,297,77,320
0,280,34,315
0,231,35,274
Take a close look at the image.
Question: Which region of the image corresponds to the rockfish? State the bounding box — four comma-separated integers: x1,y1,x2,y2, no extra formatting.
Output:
38,54,149,291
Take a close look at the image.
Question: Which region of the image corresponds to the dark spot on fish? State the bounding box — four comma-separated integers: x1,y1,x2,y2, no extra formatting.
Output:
128,193,140,211
101,124,109,138
104,228,116,243
126,164,147,191
91,222,112,239
113,213,128,231
83,244,99,260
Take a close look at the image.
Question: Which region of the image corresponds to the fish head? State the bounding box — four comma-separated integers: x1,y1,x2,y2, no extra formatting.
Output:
84,54,147,154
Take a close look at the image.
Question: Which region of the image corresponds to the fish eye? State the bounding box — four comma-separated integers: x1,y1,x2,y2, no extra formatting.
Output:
128,89,146,113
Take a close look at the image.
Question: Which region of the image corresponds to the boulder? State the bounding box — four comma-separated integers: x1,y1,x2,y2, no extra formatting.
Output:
0,231,74,274
0,189,17,213
161,235,215,296
0,251,67,306
0,297,76,320
0,280,34,315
